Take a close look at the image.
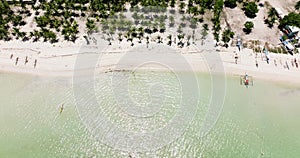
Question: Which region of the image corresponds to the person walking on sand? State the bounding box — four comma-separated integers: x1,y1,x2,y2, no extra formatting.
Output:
255,60,258,68
24,56,28,65
34,59,37,68
234,52,238,64
15,57,19,65
10,54,13,59
274,59,277,67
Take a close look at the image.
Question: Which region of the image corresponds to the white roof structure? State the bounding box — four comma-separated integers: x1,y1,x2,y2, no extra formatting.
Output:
283,41,294,50
274,8,285,19
287,25,300,33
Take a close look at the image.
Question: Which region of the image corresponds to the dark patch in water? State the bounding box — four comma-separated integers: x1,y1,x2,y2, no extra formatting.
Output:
279,88,300,96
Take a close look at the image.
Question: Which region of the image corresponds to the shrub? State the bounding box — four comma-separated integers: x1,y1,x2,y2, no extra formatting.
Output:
224,0,237,8
244,2,259,18
243,21,254,34
280,12,300,28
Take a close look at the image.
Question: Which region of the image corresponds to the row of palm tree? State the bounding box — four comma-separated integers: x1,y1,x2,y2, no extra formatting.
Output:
212,0,224,42
1,0,229,44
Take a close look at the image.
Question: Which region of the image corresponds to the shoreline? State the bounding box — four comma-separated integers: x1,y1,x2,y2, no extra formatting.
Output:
1,41,300,86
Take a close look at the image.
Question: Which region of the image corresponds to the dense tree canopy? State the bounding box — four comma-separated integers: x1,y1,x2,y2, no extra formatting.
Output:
243,2,258,18
212,0,224,41
222,29,234,44
224,0,237,9
265,7,277,28
295,1,300,10
280,12,300,28
243,21,254,34
0,0,259,44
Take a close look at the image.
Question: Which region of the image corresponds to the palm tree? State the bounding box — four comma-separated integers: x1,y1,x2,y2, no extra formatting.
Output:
222,29,234,46
118,33,123,43
177,25,183,34
0,25,9,40
86,19,97,34
169,16,175,27
179,2,186,13
177,34,185,48
167,34,172,46
146,36,149,48
187,35,191,46
243,21,254,34
170,0,175,8
266,7,277,28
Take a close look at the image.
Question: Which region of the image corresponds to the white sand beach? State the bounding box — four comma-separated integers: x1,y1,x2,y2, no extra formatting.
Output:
0,38,300,85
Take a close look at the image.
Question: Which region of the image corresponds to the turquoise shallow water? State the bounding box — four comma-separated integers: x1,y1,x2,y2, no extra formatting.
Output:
0,72,300,158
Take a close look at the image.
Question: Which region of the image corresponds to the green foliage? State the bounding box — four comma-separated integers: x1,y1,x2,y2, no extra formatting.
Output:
179,2,186,13
62,20,78,42
170,0,175,8
222,29,234,43
12,15,23,26
40,28,57,42
0,0,249,44
244,21,254,29
36,15,51,28
0,25,9,40
200,0,214,9
280,12,300,28
243,21,254,34
243,2,258,18
201,24,208,39
224,0,237,8
0,0,12,40
212,0,224,41
0,1,9,15
86,19,97,33
265,7,277,28
295,1,300,10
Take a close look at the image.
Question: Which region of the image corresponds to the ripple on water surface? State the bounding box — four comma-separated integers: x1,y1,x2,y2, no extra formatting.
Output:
1,72,300,157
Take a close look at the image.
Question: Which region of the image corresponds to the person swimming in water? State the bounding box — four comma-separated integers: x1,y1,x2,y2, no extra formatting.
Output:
59,104,64,114
244,73,249,86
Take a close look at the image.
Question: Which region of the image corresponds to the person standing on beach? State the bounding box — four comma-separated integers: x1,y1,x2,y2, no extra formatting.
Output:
15,57,19,65
25,56,28,65
274,59,277,67
266,57,270,64
10,54,13,59
234,52,238,64
34,59,37,68
256,60,258,68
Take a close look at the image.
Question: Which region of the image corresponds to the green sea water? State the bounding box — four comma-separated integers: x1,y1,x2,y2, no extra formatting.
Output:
0,71,300,158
